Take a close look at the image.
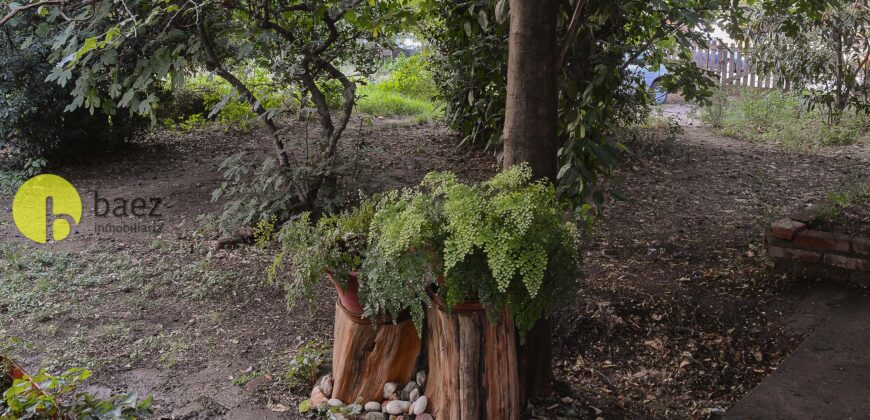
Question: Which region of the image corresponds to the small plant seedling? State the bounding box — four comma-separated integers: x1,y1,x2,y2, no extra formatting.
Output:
286,340,330,389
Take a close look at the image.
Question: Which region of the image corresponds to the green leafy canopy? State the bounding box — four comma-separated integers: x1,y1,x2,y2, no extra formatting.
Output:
421,0,727,206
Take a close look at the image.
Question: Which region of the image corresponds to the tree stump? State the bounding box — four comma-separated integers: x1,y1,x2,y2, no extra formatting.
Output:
425,300,521,419
331,302,421,403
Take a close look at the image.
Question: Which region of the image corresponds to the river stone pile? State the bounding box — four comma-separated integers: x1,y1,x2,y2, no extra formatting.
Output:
306,370,432,419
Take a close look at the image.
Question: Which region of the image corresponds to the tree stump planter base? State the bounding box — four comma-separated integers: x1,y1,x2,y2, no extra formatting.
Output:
331,301,421,403
424,299,521,420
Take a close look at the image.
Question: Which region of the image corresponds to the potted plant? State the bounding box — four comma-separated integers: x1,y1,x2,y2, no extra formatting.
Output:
0,355,22,394
360,164,583,338
0,360,153,419
269,197,379,316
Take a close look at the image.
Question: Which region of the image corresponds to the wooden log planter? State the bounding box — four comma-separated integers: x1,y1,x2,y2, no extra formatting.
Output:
331,301,422,403
424,297,521,420
328,278,523,418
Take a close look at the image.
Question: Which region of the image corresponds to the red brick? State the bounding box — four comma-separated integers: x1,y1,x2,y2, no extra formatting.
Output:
769,246,821,263
852,238,870,257
823,254,870,272
792,230,851,252
769,218,807,241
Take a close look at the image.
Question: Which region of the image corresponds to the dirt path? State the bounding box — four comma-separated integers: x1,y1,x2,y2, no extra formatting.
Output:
543,106,870,418
0,111,868,419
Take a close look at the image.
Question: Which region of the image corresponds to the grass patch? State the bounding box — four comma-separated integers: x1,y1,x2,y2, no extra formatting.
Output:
356,84,443,121
0,241,249,323
700,88,870,149
0,240,261,371
814,182,870,223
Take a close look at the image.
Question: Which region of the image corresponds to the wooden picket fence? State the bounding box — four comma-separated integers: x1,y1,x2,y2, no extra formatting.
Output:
688,41,782,89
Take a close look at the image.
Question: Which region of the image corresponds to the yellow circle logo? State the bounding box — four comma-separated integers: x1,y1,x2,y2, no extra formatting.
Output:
12,174,82,244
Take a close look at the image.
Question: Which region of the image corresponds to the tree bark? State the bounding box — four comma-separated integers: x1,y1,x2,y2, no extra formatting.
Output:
503,0,560,181
331,302,421,403
503,0,560,400
425,301,521,419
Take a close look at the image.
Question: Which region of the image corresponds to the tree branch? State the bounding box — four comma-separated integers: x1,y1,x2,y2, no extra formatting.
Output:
557,0,586,70
305,0,361,56
318,59,356,159
197,20,294,168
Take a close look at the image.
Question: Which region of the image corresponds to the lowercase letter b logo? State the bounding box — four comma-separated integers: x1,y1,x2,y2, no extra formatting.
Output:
12,174,82,244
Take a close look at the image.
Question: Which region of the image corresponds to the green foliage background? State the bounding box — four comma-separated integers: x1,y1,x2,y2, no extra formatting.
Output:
0,14,148,168
421,0,724,205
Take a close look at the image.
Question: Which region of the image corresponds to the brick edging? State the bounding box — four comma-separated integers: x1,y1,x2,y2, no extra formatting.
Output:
767,206,870,287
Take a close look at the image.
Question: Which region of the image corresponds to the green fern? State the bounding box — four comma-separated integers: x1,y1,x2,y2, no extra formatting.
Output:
269,198,378,313
362,164,583,339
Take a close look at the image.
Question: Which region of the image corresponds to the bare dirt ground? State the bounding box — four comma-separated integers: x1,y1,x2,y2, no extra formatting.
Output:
1,104,868,419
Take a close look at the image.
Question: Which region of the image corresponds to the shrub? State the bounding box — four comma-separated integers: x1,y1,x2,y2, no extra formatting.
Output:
269,199,377,312
0,367,153,418
377,52,438,100
703,89,870,149
360,165,583,338
0,14,149,168
209,151,353,235
165,69,295,131
701,88,729,129
285,340,330,390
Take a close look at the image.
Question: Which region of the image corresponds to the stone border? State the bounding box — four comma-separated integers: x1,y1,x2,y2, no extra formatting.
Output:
767,205,870,287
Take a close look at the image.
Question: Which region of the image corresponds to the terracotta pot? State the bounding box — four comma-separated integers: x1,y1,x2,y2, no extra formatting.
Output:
1,356,65,419
0,355,27,382
327,271,364,316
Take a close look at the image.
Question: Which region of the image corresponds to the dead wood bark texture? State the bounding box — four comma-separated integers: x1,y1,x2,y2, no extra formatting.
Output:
331,302,421,403
425,303,521,420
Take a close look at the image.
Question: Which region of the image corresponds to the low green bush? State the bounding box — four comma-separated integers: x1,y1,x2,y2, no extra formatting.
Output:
164,68,295,131
0,16,149,168
284,340,330,390
377,53,438,100
701,88,870,149
0,367,153,419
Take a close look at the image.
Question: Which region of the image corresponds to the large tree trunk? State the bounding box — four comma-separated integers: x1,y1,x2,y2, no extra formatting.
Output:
503,0,560,180
503,0,560,400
